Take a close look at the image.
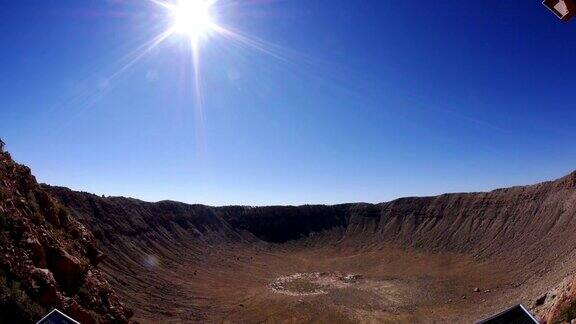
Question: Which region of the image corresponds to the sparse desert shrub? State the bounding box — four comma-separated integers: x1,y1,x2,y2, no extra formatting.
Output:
57,204,70,224
58,205,68,218
25,192,44,225
0,272,6,287
27,191,40,214
0,211,6,229
562,300,576,322
10,280,21,295
77,285,91,302
30,210,44,225
0,272,46,323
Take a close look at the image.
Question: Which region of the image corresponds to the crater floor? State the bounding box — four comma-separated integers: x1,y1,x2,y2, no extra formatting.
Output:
47,176,576,323
102,242,537,323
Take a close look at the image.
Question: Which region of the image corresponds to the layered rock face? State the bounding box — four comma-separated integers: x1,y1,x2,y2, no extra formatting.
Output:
0,146,132,323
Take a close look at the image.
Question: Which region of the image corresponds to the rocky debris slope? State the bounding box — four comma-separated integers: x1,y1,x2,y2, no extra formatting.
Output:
0,144,133,323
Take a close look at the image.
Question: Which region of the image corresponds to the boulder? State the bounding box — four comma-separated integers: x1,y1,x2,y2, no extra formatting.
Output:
30,268,61,307
86,245,106,266
65,300,97,324
47,248,87,291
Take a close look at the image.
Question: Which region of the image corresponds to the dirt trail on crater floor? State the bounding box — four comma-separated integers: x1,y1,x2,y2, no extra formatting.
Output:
45,171,576,323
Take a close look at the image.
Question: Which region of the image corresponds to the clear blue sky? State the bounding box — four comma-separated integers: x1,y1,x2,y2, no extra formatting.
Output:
2,0,576,206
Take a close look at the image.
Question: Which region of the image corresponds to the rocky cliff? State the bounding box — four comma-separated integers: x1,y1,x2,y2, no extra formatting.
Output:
0,146,132,323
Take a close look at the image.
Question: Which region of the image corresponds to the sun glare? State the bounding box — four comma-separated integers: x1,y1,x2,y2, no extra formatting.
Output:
170,0,214,41
131,0,287,132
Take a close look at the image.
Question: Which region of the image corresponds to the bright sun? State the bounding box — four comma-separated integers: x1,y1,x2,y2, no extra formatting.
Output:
170,0,214,41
